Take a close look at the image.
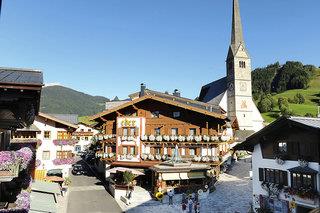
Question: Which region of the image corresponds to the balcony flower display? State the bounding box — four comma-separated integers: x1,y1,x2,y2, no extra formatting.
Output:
155,135,162,142
210,136,219,141
170,135,176,141
0,151,17,170
148,154,154,160
141,154,148,160
186,135,194,142
127,136,134,141
163,135,170,141
220,135,230,142
203,135,210,142
155,154,161,160
149,135,155,141
178,135,185,142
15,190,30,210
53,139,78,146
162,155,167,160
140,135,148,141
121,136,128,141
16,147,33,170
109,153,115,158
52,157,76,165
284,187,319,200
195,136,202,142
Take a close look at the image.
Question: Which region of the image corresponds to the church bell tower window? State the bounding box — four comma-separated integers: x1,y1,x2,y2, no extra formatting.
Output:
239,61,246,68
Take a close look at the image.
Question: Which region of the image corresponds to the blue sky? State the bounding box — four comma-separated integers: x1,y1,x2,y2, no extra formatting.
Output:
0,1,319,99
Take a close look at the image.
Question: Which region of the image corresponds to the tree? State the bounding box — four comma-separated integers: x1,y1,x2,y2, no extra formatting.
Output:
123,171,136,185
278,97,289,110
293,93,305,104
258,98,271,113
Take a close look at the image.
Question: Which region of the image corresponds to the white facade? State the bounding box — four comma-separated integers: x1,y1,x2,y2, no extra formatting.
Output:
73,124,99,152
34,115,77,177
251,143,320,212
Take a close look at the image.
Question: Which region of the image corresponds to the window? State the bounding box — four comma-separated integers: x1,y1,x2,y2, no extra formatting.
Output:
155,147,161,155
84,137,89,141
56,151,72,159
57,131,69,140
75,145,81,152
171,128,178,136
123,147,128,155
291,172,315,190
239,61,246,68
123,128,128,136
88,129,91,132
42,151,50,160
173,111,181,118
154,128,161,136
130,128,135,136
151,111,160,118
130,147,135,155
44,131,51,139
189,128,196,136
278,141,287,153
80,129,84,132
258,168,288,186
189,148,196,156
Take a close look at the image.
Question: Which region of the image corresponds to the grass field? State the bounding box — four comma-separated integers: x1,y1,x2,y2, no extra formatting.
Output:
262,68,320,123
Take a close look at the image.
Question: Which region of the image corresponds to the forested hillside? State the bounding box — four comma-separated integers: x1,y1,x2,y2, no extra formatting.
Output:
252,61,320,123
40,86,109,116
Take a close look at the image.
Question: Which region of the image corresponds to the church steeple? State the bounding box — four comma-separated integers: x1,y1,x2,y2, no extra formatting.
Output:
230,0,245,53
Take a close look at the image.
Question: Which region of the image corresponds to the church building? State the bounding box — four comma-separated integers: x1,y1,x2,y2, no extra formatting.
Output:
198,0,264,132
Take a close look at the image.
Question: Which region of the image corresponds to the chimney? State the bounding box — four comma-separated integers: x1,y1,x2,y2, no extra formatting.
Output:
173,89,181,97
140,83,146,97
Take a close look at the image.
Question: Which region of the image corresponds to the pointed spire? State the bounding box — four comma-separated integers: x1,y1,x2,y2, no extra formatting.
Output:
231,0,244,51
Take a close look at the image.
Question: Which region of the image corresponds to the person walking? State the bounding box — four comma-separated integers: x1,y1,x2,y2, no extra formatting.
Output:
188,197,193,213
168,189,174,205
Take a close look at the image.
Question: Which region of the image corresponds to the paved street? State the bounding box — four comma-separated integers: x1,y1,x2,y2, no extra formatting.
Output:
66,160,122,213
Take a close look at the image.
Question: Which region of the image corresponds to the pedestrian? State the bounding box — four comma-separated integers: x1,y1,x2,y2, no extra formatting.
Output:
196,202,200,213
168,189,174,205
128,187,134,200
191,192,195,201
181,202,187,212
182,193,186,204
188,198,193,213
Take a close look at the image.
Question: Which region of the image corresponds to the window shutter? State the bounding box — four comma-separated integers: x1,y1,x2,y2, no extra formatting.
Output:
150,147,155,155
119,145,123,155
135,127,139,136
118,128,122,136
135,146,139,155
186,148,190,156
259,168,264,181
283,171,288,186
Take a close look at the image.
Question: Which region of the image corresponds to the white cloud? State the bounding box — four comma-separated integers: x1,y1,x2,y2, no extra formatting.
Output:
44,82,62,87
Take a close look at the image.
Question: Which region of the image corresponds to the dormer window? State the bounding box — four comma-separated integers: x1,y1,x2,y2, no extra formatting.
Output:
278,141,287,153
173,111,181,118
151,111,160,118
239,61,246,68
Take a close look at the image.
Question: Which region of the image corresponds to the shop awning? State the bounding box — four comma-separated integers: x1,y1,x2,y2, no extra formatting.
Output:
187,172,206,179
162,173,180,180
179,173,189,180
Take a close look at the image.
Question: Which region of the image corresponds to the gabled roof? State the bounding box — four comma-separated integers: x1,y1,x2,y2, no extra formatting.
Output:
48,114,78,124
92,94,227,121
38,112,78,129
234,116,320,152
289,116,320,129
198,77,227,103
0,67,43,89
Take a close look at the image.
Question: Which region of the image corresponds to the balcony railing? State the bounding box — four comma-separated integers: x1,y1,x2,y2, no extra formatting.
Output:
140,135,232,143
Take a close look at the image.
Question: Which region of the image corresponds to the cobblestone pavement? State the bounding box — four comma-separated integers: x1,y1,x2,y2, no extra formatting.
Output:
127,158,252,213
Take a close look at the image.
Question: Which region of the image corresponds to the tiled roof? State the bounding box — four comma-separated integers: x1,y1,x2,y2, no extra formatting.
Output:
48,114,78,124
198,77,227,103
129,89,221,114
0,67,43,86
289,116,320,129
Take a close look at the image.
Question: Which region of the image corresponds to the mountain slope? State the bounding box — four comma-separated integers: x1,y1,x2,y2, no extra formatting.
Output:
40,86,109,116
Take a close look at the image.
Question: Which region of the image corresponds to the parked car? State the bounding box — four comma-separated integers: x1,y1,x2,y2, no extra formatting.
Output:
72,164,84,175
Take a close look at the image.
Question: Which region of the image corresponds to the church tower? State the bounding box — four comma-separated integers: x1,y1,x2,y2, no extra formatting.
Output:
226,0,253,130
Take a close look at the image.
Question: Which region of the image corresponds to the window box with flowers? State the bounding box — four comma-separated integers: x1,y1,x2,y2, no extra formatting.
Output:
53,139,78,146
